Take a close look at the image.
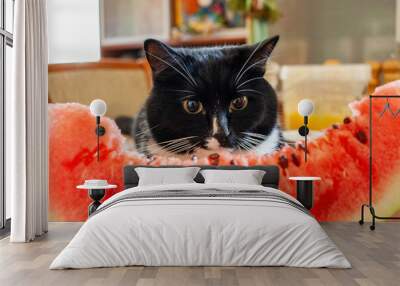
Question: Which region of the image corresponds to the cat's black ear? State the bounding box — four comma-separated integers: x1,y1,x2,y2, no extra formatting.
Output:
243,35,280,68
144,39,178,75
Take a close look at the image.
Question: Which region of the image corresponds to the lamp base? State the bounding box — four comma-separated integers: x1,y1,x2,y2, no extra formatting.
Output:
95,125,106,136
296,180,313,210
298,125,309,136
88,189,105,215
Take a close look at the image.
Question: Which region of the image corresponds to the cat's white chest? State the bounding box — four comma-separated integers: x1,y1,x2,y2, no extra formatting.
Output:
253,126,281,155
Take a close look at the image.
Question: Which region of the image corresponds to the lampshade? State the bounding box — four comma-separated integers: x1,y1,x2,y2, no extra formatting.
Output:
47,0,100,64
90,99,107,117
298,99,314,117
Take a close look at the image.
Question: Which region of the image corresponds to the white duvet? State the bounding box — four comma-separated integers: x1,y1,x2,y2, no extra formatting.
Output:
50,183,350,269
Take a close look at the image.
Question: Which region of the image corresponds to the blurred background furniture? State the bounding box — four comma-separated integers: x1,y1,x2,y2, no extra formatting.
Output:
48,0,101,64
100,0,397,64
279,64,371,130
101,0,248,58
48,59,152,119
367,61,382,94
382,59,400,84
48,0,400,136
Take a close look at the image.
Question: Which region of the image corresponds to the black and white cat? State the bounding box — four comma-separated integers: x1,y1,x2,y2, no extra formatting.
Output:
133,36,283,157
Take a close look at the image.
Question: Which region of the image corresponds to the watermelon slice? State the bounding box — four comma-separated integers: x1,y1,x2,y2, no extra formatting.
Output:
48,103,147,221
49,81,400,221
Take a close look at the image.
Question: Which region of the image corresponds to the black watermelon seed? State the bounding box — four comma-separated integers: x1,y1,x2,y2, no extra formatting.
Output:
278,155,289,169
332,124,339,129
291,153,301,167
355,130,368,144
343,117,351,124
297,142,309,153
297,142,305,151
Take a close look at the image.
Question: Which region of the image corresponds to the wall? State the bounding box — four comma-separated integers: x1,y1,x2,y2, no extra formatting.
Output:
270,0,396,64
47,1,400,223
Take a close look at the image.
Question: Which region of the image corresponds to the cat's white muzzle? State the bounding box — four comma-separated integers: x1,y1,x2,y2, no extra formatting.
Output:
205,137,221,150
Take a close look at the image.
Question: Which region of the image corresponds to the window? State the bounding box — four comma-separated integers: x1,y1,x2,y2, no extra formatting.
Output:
0,0,13,234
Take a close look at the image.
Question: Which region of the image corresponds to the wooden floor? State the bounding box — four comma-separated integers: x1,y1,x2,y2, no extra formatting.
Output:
0,222,399,286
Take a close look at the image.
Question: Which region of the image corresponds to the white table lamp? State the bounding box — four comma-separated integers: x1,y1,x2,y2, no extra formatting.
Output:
298,99,314,162
90,99,107,161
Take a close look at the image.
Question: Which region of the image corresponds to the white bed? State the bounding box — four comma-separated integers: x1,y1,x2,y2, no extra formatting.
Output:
50,182,350,269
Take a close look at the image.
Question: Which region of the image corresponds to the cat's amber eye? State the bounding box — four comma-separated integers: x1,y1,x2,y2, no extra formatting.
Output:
182,99,203,114
230,96,248,111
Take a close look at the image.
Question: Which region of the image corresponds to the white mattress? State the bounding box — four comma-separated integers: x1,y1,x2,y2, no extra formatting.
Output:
50,183,350,269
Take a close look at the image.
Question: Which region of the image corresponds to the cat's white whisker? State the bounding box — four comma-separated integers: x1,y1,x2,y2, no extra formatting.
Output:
239,141,252,151
163,49,198,87
151,142,190,155
242,136,262,146
166,89,197,99
237,89,265,96
241,132,269,141
147,144,176,154
190,144,201,153
164,139,192,149
144,136,197,153
235,141,245,151
167,89,195,94
243,134,265,141
242,131,268,138
236,76,265,89
232,136,247,152
159,137,200,153
234,136,253,151
134,124,160,137
183,142,201,154
234,41,264,84
145,51,196,88
176,61,198,87
241,139,255,150
155,136,197,146
152,142,190,155
242,132,262,137
162,140,190,150
160,142,190,153
166,142,193,153
235,57,271,85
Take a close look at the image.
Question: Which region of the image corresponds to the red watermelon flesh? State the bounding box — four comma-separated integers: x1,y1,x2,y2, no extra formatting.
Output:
48,103,147,221
259,81,400,221
49,81,400,221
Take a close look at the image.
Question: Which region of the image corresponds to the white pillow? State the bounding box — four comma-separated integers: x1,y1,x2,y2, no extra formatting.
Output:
135,167,200,186
200,169,266,185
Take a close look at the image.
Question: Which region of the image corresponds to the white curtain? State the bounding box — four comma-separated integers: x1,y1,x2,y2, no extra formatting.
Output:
9,0,48,242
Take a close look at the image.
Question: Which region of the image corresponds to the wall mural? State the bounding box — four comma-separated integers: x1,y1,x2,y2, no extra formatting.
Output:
48,38,400,222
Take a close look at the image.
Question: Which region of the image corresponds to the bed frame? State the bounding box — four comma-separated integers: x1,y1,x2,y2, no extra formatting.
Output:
123,165,280,189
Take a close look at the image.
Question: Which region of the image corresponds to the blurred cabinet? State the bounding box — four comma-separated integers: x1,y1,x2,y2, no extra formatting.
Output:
48,59,152,118
101,0,171,48
382,59,400,84
280,65,371,130
100,0,246,58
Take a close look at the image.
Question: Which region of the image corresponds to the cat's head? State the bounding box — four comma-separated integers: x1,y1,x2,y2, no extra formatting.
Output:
143,36,280,155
